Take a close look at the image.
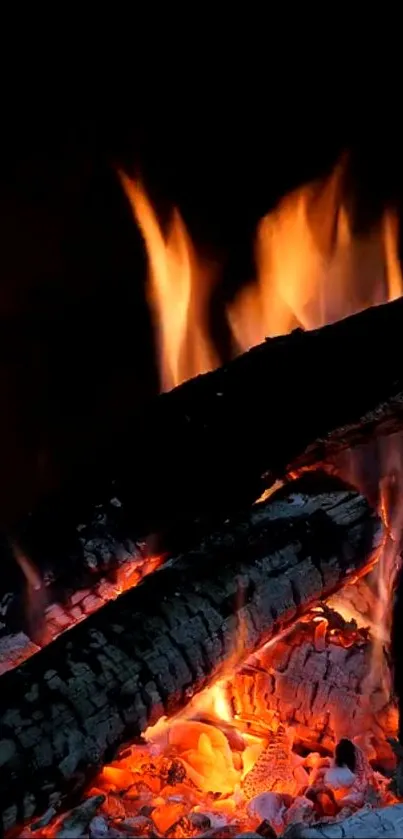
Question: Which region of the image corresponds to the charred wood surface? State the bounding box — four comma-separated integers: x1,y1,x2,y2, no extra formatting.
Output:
0,473,382,832
4,297,403,631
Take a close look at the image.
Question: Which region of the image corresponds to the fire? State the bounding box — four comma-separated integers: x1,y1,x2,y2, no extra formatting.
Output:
228,160,403,349
120,173,218,392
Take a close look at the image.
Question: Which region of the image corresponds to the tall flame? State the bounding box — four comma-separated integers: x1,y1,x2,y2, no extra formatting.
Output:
120,173,218,392
122,163,402,382
227,161,403,348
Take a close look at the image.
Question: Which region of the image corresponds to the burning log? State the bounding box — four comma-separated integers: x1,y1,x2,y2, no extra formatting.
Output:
3,296,403,624
228,608,397,767
0,473,381,833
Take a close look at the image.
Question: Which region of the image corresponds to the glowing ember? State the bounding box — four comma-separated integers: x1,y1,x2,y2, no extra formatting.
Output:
228,159,402,348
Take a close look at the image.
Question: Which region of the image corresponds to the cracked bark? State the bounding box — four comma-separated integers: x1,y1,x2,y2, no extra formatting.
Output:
0,473,382,833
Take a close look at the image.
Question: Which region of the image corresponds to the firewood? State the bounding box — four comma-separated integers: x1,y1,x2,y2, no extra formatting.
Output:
0,473,382,833
4,296,403,641
280,802,403,838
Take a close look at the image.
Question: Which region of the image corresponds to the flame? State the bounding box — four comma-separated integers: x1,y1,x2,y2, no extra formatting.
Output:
120,173,218,392
228,160,403,348
120,161,402,397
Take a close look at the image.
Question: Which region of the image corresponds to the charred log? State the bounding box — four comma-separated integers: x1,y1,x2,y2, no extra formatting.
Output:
4,298,403,639
0,473,382,833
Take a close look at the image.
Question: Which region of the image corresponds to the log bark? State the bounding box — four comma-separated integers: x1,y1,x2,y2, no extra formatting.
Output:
0,473,382,833
281,803,403,838
227,612,396,767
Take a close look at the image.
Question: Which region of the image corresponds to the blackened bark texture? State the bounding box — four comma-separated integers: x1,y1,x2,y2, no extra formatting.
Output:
0,473,382,833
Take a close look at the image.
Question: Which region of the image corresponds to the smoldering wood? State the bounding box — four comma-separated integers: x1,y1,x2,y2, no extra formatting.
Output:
5,296,403,644
280,803,403,838
0,473,382,833
228,614,396,767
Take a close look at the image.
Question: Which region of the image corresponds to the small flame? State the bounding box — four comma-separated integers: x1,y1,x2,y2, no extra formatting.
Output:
12,542,48,642
120,173,218,392
13,543,42,592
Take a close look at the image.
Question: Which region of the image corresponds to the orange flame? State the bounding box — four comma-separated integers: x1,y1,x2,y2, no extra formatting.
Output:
228,160,403,348
120,173,218,392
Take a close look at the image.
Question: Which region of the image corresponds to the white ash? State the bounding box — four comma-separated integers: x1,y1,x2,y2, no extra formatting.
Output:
247,792,286,833
89,815,110,837
323,764,356,789
281,803,403,838
284,797,315,829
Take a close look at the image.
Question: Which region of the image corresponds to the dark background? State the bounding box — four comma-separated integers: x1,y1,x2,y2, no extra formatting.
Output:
0,81,401,527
